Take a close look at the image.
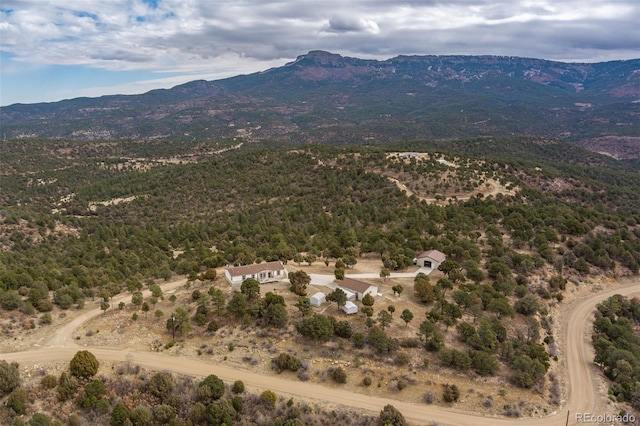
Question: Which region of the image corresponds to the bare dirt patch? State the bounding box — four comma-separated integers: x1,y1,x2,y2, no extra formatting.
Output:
381,152,519,204
290,255,407,275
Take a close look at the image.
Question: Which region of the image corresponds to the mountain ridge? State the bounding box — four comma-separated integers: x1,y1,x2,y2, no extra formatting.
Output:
1,51,639,149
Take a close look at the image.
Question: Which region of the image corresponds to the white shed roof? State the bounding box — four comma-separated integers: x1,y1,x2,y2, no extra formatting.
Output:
310,292,326,306
342,301,358,314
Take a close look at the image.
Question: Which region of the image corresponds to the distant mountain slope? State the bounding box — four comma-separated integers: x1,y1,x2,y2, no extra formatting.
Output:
1,51,639,151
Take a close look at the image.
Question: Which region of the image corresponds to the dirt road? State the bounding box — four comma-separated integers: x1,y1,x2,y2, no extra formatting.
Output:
308,270,427,288
3,278,638,425
47,277,188,348
388,176,515,204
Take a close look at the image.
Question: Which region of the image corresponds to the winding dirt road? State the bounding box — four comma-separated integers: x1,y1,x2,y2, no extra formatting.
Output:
3,278,638,425
387,176,516,204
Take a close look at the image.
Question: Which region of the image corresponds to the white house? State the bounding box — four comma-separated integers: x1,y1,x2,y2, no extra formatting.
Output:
225,261,286,289
415,250,446,269
310,292,326,307
342,301,358,315
337,278,378,301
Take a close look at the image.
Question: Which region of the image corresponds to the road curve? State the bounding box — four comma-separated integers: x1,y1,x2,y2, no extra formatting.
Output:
47,278,188,348
3,279,638,425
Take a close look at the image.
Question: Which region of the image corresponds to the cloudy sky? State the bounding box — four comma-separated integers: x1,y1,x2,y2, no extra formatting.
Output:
1,0,638,106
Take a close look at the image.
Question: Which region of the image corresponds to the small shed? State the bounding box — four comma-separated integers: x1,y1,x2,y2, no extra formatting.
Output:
342,301,358,315
310,292,326,307
339,288,356,301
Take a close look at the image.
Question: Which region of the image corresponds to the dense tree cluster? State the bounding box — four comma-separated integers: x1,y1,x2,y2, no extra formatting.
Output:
296,314,334,341
592,295,640,409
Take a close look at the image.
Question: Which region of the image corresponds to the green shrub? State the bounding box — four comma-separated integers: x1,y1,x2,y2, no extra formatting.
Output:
40,375,57,389
198,374,225,403
130,405,153,426
39,313,52,325
471,351,500,376
260,390,277,408
0,360,20,396
442,384,460,403
153,404,175,423
28,413,53,426
110,403,130,426
96,398,110,414
378,404,406,426
231,380,245,394
332,367,347,384
351,332,365,349
295,314,334,341
148,372,174,402
205,399,235,425
334,320,353,338
69,350,99,378
0,290,22,311
7,387,27,415
57,372,77,402
231,395,244,412
395,352,410,366
190,402,206,424
272,353,302,373
439,348,471,370
81,379,106,410
36,298,53,313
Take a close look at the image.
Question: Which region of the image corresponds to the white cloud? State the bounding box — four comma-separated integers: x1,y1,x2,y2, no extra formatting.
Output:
0,0,638,104
324,16,380,34
1,0,638,69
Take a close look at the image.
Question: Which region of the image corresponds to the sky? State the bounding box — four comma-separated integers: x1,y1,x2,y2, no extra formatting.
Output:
1,0,639,106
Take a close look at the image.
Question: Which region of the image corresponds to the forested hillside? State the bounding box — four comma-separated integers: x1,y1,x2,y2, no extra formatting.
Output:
1,136,640,424
1,137,639,308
